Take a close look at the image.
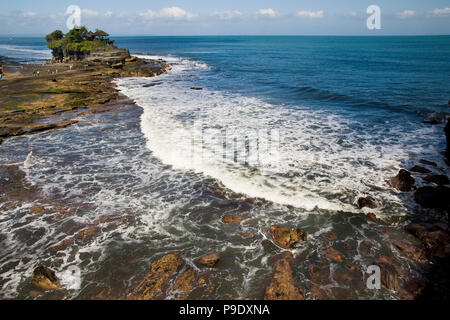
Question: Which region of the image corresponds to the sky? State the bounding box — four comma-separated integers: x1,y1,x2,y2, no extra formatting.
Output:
1,0,450,36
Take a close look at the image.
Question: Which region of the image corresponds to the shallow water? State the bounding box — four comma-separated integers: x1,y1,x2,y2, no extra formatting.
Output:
0,36,449,299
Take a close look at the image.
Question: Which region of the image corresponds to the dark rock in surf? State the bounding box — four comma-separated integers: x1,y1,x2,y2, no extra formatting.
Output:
190,87,203,90
414,186,450,209
423,175,449,186
32,266,60,291
325,247,345,263
268,225,306,249
406,222,450,261
410,165,432,174
423,119,441,125
419,159,437,167
446,118,450,160
365,212,386,225
357,197,378,209
391,169,415,192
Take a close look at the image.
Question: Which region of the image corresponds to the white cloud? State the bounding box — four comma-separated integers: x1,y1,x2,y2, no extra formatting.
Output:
139,7,196,20
431,8,450,17
295,10,324,19
397,10,416,19
257,8,280,18
211,10,242,21
82,9,99,17
105,11,113,17
20,11,37,18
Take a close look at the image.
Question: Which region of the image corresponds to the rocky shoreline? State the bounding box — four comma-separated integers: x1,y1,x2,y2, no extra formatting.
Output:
1,51,449,300
0,53,169,145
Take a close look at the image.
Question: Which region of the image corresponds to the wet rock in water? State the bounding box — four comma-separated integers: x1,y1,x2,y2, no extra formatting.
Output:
357,197,378,209
131,253,183,300
406,222,450,261
308,263,330,285
268,225,306,249
423,119,441,125
171,268,206,299
345,264,359,272
390,240,427,262
32,266,60,291
410,166,432,174
325,248,345,263
264,252,304,300
391,169,415,192
365,212,386,225
190,87,203,90
222,215,246,224
325,232,338,243
414,186,450,209
309,285,330,300
50,226,101,253
359,239,374,256
445,118,450,160
419,159,438,167
195,253,220,268
29,206,45,215
423,175,449,186
378,261,401,292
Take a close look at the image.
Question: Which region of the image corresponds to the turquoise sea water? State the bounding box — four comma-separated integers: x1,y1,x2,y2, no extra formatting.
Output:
0,36,449,300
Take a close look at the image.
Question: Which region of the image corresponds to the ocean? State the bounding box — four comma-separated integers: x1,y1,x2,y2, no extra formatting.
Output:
0,36,449,299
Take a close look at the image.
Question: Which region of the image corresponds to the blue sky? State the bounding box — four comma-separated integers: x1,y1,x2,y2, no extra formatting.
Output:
1,0,450,35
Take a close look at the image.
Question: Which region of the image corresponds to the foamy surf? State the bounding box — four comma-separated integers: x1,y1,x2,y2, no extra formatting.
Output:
115,54,442,213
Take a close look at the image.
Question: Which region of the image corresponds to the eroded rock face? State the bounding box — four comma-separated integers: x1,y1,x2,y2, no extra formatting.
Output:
269,225,306,249
264,252,304,300
171,268,206,299
32,266,60,291
406,222,450,261
196,253,221,268
357,197,378,209
391,169,415,192
131,253,183,300
414,186,450,209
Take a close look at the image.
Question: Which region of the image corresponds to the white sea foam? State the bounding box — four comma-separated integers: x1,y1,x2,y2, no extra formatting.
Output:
116,62,444,213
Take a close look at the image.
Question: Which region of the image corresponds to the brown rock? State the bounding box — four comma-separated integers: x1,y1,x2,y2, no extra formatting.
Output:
32,266,60,291
390,240,427,262
391,169,415,192
308,263,330,284
325,248,345,263
359,239,374,256
222,215,245,224
365,212,386,224
423,175,449,186
29,206,45,215
264,252,303,300
357,197,378,209
310,285,331,300
196,253,220,268
345,264,359,272
131,253,183,300
378,262,401,291
171,268,198,299
410,166,432,174
269,225,306,249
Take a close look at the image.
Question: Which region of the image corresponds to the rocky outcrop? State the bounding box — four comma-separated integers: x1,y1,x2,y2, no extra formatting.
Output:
414,186,450,209
390,240,427,262
269,225,306,249
85,48,130,68
419,160,437,167
171,268,206,300
357,197,378,209
406,222,450,261
391,169,415,192
365,212,386,224
195,253,221,268
264,252,304,300
131,253,183,300
32,266,60,291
